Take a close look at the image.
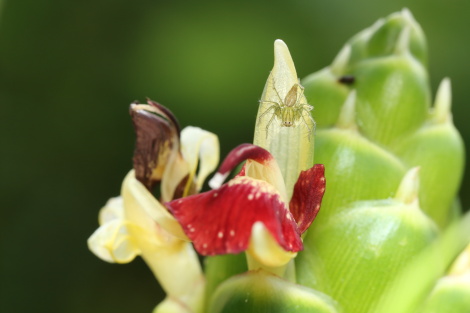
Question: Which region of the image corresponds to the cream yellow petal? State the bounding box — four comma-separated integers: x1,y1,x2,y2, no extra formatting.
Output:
122,170,188,241
180,126,220,193
160,150,190,203
98,196,124,225
141,242,205,307
247,222,297,276
87,219,140,263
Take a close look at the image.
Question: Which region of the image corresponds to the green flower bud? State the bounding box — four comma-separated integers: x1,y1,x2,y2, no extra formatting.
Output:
296,168,438,313
348,8,427,65
208,271,340,313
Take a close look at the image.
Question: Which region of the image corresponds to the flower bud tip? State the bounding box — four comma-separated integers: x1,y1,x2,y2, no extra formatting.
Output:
336,89,357,130
395,26,411,55
272,39,298,95
432,77,452,124
395,167,420,205
365,17,385,39
449,244,470,276
331,44,351,75
401,8,415,24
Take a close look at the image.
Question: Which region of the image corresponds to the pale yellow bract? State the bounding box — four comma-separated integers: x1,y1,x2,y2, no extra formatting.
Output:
254,40,315,199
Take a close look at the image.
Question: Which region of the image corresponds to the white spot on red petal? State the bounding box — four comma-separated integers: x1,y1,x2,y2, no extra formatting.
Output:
248,194,254,200
213,193,218,197
230,230,235,237
217,231,224,238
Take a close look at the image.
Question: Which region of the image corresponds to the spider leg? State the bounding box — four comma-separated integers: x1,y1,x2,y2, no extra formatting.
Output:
259,100,280,106
258,105,277,120
295,84,305,106
303,104,313,111
300,109,316,140
265,108,279,138
273,87,285,105
270,78,285,105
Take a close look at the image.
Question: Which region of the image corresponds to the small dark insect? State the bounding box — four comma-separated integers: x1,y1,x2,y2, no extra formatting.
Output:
259,83,315,139
338,75,355,85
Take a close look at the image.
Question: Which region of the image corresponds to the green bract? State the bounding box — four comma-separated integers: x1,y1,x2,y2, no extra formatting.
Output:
297,168,438,313
208,271,340,313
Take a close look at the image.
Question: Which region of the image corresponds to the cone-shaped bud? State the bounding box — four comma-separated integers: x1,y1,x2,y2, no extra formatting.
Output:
208,270,340,313
254,39,315,198
296,168,438,313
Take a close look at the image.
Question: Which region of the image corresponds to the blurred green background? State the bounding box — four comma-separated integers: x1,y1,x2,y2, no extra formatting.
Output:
1,0,469,312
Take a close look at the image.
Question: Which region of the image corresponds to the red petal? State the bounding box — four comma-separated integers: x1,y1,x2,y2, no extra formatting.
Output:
166,176,303,256
289,164,326,234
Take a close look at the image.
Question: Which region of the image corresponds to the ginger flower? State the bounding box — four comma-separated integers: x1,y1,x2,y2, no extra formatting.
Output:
166,143,325,275
88,100,219,313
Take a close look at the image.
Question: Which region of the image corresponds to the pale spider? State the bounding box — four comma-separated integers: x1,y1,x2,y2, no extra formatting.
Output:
258,82,315,139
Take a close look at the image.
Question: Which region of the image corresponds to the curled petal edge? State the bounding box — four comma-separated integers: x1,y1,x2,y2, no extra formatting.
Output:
209,144,288,203
180,126,220,194
87,219,141,264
